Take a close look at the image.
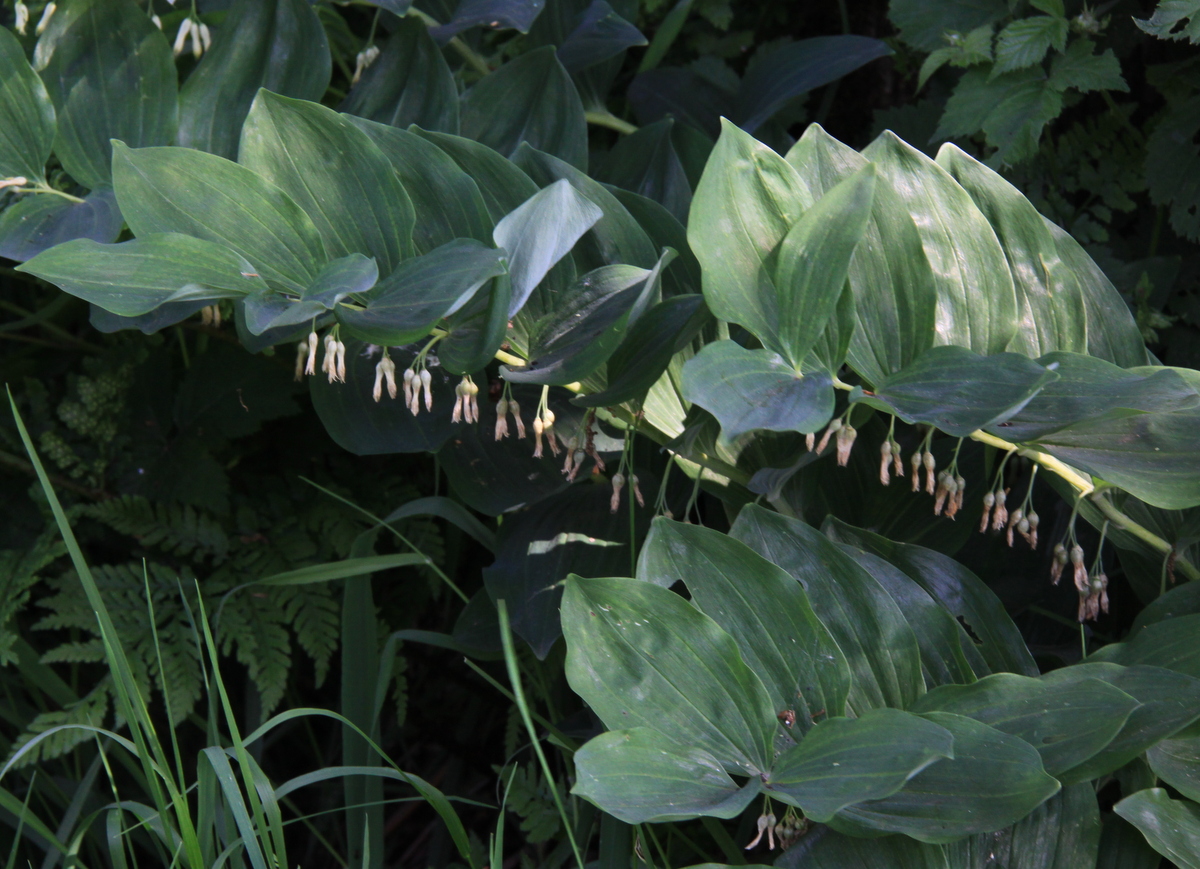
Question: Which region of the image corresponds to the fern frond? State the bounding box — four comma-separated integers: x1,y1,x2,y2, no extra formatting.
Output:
6,682,110,769
82,495,230,562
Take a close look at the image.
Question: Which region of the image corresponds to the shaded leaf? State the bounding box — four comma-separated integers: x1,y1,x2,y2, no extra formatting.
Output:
0,27,55,181
595,118,692,224
245,254,379,334
0,187,121,263
557,1,647,73
1114,789,1200,869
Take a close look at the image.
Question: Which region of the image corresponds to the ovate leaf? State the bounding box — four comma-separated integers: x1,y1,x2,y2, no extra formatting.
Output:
112,141,326,293
19,233,267,316
556,1,648,73
992,16,1068,75
0,187,121,263
1114,789,1200,869
239,90,415,274
177,0,331,159
562,576,777,774
0,27,55,181
35,0,177,189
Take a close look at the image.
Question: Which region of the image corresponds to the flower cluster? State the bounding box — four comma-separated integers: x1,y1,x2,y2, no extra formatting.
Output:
173,17,212,59
1051,542,1109,622
14,2,54,36
808,417,857,466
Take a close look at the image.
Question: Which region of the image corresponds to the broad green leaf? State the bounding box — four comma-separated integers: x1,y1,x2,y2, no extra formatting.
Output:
766,709,953,821
936,145,1086,356
862,131,1017,354
638,518,852,729
1149,733,1200,803
771,164,874,364
733,37,893,133
411,128,541,223
992,15,1068,76
436,273,513,375
1048,40,1127,93
245,254,379,334
1096,815,1163,869
1132,580,1200,636
777,828,949,868
483,482,651,658
239,90,415,275
1032,405,1200,509
309,340,459,455
1088,613,1200,679
515,145,659,275
341,18,457,133
681,341,834,440
823,519,1039,677
944,782,1101,869
1114,789,1200,869
910,671,1138,776
595,118,693,223
1049,662,1200,783
460,46,587,170
492,179,603,317
111,141,326,293
562,576,777,774
611,186,702,294
732,505,925,713
436,383,580,513
504,255,669,386
34,0,177,190
575,294,708,407
573,728,758,823
853,346,1057,437
0,187,121,263
346,119,492,250
688,120,813,353
433,0,548,38
19,233,267,316
986,352,1199,441
831,711,1059,844
785,124,936,385
0,27,55,181
177,0,331,159
556,1,648,73
336,239,506,346
836,543,983,687
1043,218,1146,367
95,299,210,336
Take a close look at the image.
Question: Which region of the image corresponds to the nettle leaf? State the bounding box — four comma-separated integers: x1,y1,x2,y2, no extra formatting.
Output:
853,345,1057,437
347,119,492,250
936,145,1086,357
19,233,267,316
1136,1,1200,43
177,0,331,160
910,671,1138,777
460,47,587,170
1146,95,1200,243
786,125,936,385
561,576,778,774
341,17,458,134
336,239,506,346
0,187,122,263
733,36,893,133
680,341,834,440
765,709,954,822
992,15,1068,76
492,178,602,317
0,27,55,182
638,518,852,729
1047,40,1127,93
830,711,1060,844
239,90,415,275
34,0,177,190
889,0,1009,51
862,131,1017,353
732,505,925,714
575,294,709,407
937,67,1063,167
1114,789,1200,869
111,141,326,293
985,353,1199,442
556,1,647,73
573,727,758,824
688,120,813,354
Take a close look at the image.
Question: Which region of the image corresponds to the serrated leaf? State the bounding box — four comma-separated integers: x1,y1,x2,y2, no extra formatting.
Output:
1136,0,1200,43
1146,95,1200,242
1048,40,1127,93
889,0,1008,52
992,16,1068,76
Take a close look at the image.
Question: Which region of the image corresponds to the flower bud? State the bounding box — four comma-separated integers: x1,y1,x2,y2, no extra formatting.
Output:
933,471,951,516
532,416,545,457
910,450,922,492
15,2,29,35
815,418,842,454
980,491,995,533
509,399,526,438
1071,544,1088,594
451,380,466,423
403,367,416,407
991,489,1008,532
610,472,625,513
923,450,936,495
420,368,432,411
806,432,816,452
632,474,644,507
836,424,857,466
151,13,163,30
1050,542,1068,584
35,2,55,35
1006,508,1024,548
294,339,309,382
879,441,892,485
494,397,510,440
892,443,904,477
173,18,193,56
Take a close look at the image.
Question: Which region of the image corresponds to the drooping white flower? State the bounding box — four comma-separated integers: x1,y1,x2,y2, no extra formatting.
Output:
14,2,29,35
173,17,193,56
35,1,54,35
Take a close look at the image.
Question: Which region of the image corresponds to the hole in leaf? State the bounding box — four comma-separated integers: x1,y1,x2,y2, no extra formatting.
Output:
957,615,983,645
